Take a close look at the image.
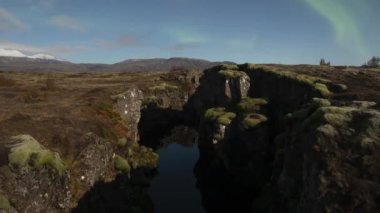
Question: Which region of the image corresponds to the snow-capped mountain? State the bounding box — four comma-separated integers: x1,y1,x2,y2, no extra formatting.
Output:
0,48,57,60
0,48,27,58
28,53,57,60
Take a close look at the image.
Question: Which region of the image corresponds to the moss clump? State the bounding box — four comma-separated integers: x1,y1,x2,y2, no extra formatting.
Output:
244,65,332,98
149,83,178,91
285,98,331,122
204,107,236,125
204,107,225,120
241,113,268,129
327,82,348,93
218,70,245,79
0,192,12,210
110,93,125,102
310,98,331,108
142,95,160,107
126,144,159,169
114,154,131,173
238,98,268,112
116,137,128,147
8,135,66,176
219,64,239,70
96,102,122,125
301,106,355,129
314,83,331,97
217,112,237,125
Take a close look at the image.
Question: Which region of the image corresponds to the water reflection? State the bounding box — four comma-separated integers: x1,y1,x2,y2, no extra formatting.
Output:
149,143,204,213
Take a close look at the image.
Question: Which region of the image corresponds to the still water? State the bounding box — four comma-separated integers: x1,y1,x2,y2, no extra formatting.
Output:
149,143,205,213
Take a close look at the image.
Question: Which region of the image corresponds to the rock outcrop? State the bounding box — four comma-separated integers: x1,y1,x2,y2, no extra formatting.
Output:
113,88,144,143
0,135,71,212
275,103,380,213
191,64,380,213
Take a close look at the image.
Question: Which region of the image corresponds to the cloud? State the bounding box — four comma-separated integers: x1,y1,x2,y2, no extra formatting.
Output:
0,7,28,32
167,43,198,51
48,15,86,33
0,41,87,56
37,0,56,8
167,28,207,44
304,0,368,56
96,35,140,49
0,41,42,53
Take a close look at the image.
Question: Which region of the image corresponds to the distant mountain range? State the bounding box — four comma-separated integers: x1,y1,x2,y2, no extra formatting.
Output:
0,48,234,72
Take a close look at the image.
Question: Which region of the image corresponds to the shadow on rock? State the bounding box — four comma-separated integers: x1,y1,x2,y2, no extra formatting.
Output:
73,170,155,213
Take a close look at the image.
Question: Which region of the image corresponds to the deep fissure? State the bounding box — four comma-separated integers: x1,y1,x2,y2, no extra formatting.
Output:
74,64,380,213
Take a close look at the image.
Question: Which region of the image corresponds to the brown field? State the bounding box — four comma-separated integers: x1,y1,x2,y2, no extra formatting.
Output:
0,65,379,165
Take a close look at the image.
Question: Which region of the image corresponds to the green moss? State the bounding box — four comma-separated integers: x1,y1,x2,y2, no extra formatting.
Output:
110,93,125,102
97,102,122,124
142,95,159,106
8,135,66,176
317,124,338,137
242,113,268,129
314,83,331,97
204,107,236,125
204,107,225,121
217,112,237,125
244,65,332,98
310,98,331,108
96,102,109,112
329,83,347,92
302,106,355,129
0,192,12,210
114,154,131,173
218,70,245,79
238,98,268,112
219,64,239,70
149,83,178,91
126,144,159,169
116,137,128,147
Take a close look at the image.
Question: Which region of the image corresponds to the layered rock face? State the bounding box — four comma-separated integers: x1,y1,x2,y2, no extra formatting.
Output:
113,88,144,143
192,64,380,213
277,103,380,213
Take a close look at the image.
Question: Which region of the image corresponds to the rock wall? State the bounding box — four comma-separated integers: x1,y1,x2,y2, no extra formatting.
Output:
191,64,380,213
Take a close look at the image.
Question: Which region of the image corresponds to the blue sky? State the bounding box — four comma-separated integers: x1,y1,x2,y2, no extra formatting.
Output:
0,0,379,65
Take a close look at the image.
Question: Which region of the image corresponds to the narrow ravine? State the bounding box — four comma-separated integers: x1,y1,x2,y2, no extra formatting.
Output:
149,143,204,213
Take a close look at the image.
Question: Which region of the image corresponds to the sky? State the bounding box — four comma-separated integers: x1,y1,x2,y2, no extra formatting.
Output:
0,0,379,65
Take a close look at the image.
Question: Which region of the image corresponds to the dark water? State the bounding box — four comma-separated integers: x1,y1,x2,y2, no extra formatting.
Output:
149,143,205,213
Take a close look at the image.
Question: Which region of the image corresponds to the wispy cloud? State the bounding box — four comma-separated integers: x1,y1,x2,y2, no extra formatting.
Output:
48,15,86,33
96,34,140,49
37,0,57,8
0,7,28,32
0,41,87,56
0,41,41,53
167,28,207,44
304,0,368,56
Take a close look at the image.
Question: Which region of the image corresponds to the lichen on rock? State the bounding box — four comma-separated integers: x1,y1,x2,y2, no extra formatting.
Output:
7,135,66,176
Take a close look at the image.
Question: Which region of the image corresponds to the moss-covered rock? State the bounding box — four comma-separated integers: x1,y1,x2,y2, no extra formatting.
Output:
241,113,268,129
114,154,131,173
218,70,245,79
126,143,159,169
7,135,66,176
219,64,239,70
238,98,268,112
0,192,13,210
204,107,236,125
116,137,128,147
242,64,333,98
149,82,178,91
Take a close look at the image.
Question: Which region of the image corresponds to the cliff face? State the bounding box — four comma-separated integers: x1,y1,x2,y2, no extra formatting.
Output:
190,64,380,213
